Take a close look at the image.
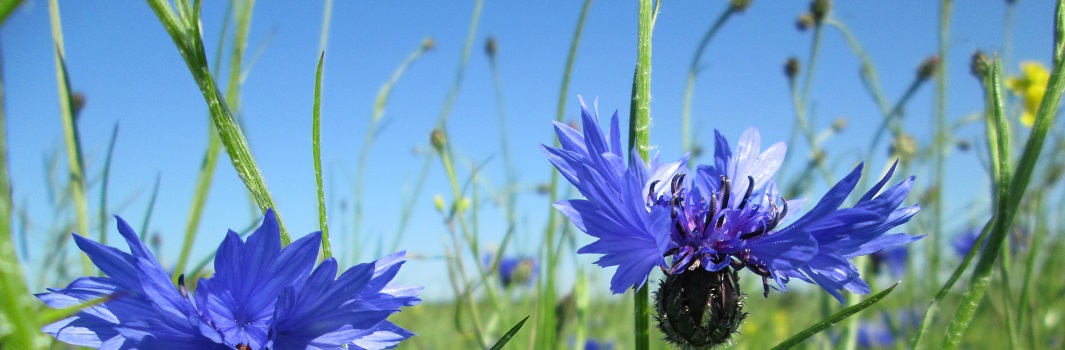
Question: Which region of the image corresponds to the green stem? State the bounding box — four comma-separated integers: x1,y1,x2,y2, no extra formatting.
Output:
538,0,591,347
139,173,161,241
364,40,432,253
99,124,119,245
487,39,517,245
825,19,889,114
630,1,653,349
0,34,45,350
48,0,91,276
312,53,330,258
681,5,734,154
0,0,25,25
866,77,925,158
943,18,1065,341
930,0,951,289
173,0,236,281
147,0,291,246
1018,197,1044,349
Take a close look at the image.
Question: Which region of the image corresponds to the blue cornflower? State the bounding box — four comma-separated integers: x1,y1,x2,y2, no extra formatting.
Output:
951,228,985,257
583,338,616,350
851,307,922,349
37,209,420,350
870,246,909,278
483,253,538,288
543,98,922,347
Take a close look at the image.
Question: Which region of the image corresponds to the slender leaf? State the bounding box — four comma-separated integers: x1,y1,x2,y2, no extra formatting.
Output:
147,0,291,245
98,124,119,245
0,30,45,350
944,1,1065,344
489,315,530,350
312,52,329,257
49,0,91,275
771,284,898,350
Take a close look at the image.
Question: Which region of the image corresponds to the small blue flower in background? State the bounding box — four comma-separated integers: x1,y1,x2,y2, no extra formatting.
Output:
543,98,923,347
583,338,615,350
951,228,985,257
852,307,922,349
483,253,538,288
870,246,909,278
37,209,420,350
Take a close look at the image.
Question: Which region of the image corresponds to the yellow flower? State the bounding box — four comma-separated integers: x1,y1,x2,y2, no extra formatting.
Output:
1005,61,1050,127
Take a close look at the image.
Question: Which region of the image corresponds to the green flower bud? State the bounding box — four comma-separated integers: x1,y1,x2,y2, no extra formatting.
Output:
917,56,940,81
785,57,801,81
811,0,831,22
796,13,815,31
430,129,447,152
729,0,752,12
832,117,848,133
485,36,497,58
421,37,436,51
655,268,747,349
970,51,990,80
890,134,918,162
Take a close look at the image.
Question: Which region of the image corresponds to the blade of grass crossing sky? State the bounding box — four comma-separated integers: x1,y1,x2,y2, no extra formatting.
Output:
139,173,161,241
0,36,47,350
770,284,898,350
944,4,1065,341
147,0,292,245
48,0,91,276
98,124,119,245
680,4,735,154
537,0,590,347
312,53,330,258
173,0,238,282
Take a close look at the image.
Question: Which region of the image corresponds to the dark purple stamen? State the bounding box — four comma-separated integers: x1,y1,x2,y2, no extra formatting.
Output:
178,274,189,300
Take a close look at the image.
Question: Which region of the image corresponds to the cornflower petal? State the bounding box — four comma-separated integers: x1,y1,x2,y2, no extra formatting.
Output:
39,209,418,349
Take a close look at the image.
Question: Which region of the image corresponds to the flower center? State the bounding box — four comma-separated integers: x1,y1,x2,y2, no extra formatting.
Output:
654,174,789,297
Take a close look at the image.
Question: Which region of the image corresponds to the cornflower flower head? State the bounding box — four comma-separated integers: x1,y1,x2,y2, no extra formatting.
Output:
870,246,909,278
543,98,922,348
37,209,420,350
482,253,539,288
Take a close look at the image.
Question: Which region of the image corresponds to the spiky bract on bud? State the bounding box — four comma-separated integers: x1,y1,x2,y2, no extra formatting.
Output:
655,268,746,349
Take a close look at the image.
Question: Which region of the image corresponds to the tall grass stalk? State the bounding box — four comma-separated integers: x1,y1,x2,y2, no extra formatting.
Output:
147,0,291,245
98,124,118,245
0,37,46,350
1018,197,1045,349
783,17,826,173
929,0,952,288
629,0,653,349
172,0,247,281
680,3,736,154
48,0,91,276
486,37,517,251
139,173,161,241
0,0,24,24
944,1,1065,344
352,38,432,254
537,0,591,347
312,53,330,258
771,284,898,350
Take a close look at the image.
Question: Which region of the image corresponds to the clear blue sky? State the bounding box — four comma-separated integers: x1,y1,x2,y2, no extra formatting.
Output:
2,1,1057,299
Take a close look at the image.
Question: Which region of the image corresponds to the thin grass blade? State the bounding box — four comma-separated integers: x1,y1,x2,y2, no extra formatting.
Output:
489,315,530,350
771,283,898,350
312,52,330,257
